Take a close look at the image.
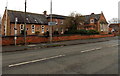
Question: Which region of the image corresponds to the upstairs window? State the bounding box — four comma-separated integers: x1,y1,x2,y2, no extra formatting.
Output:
20,25,24,30
61,20,64,24
55,19,58,25
20,24,24,33
90,19,94,23
41,25,44,33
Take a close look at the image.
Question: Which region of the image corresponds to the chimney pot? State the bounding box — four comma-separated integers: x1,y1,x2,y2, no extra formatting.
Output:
43,11,47,15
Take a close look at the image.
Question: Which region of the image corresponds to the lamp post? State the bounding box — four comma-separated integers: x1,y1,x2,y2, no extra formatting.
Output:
14,17,18,45
49,0,53,43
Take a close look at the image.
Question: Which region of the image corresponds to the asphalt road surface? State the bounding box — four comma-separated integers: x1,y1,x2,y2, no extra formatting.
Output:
2,39,119,74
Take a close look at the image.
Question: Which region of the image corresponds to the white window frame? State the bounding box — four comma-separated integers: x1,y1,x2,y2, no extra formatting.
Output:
56,28,58,31
20,24,24,33
41,25,44,33
31,24,35,33
61,20,64,24
100,24,104,32
90,19,94,23
55,19,58,25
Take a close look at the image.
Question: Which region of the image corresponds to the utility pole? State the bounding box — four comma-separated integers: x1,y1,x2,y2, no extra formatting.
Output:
5,1,8,36
24,0,27,45
49,0,53,43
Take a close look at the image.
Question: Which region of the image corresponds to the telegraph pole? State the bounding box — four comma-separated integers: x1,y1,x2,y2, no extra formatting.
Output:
5,1,8,36
49,0,53,43
24,0,27,45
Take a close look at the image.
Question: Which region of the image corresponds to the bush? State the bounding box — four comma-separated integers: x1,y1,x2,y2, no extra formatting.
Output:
64,30,78,34
87,30,99,35
54,31,59,35
77,29,88,35
20,30,27,35
44,31,49,37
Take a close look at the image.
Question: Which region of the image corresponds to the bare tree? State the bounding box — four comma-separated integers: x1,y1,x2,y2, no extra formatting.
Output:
64,12,84,31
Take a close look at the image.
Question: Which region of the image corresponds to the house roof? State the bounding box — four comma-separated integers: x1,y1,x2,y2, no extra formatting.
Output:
82,13,101,24
109,23,120,28
47,14,67,19
7,10,48,25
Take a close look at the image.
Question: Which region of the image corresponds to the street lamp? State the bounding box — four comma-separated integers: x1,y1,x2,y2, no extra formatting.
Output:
49,0,53,43
14,17,18,45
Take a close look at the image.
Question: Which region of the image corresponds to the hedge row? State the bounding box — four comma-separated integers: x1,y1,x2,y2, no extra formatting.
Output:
64,29,100,35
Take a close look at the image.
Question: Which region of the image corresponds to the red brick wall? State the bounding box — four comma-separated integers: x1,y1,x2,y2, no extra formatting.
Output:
1,34,114,46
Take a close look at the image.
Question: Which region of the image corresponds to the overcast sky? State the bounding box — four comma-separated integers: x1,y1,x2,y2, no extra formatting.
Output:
0,0,119,21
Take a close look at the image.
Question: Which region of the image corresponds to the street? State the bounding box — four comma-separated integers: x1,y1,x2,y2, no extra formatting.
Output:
2,38,119,74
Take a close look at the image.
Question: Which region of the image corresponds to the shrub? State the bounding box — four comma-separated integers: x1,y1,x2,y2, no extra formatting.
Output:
77,29,88,35
20,30,27,35
44,31,49,37
64,30,78,34
87,30,100,35
54,31,59,35
64,29,100,35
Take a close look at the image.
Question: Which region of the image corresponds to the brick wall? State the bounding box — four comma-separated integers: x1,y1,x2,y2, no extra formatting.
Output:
1,34,114,46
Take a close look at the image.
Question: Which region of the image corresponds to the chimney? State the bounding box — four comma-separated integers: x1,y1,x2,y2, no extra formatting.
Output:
91,13,94,15
43,11,47,15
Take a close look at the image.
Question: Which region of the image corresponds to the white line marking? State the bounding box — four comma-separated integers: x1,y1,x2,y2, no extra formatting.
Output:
81,47,102,53
108,44,119,47
8,55,65,67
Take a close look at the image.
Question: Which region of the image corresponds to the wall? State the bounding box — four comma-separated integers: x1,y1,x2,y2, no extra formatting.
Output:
2,34,114,46
10,24,50,36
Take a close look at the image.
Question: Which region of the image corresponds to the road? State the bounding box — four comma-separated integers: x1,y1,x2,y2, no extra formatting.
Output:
2,38,119,74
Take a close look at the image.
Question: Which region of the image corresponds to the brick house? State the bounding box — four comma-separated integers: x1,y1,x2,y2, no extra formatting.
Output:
78,12,108,34
1,9,108,36
109,23,120,35
2,9,50,36
47,14,67,35
1,9,67,36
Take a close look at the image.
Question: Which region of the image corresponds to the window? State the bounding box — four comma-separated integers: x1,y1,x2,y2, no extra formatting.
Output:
55,19,58,25
90,19,94,23
56,28,58,31
100,24,103,31
46,28,49,31
27,28,29,31
61,20,64,24
31,25,35,33
20,24,24,33
41,25,44,33
20,25,24,30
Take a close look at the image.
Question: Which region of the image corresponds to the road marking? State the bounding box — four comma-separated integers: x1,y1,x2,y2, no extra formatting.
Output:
81,44,119,53
81,47,102,53
107,44,119,47
8,44,119,67
27,45,36,47
8,55,65,67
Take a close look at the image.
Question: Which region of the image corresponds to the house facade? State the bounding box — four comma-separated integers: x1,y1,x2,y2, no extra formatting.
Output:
1,9,108,36
47,14,67,35
1,10,67,36
109,23,120,35
78,12,108,34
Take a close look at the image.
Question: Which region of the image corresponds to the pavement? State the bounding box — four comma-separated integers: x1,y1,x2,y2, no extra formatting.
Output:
2,36,118,52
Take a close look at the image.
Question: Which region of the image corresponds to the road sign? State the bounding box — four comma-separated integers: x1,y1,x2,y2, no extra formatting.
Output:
48,22,56,26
